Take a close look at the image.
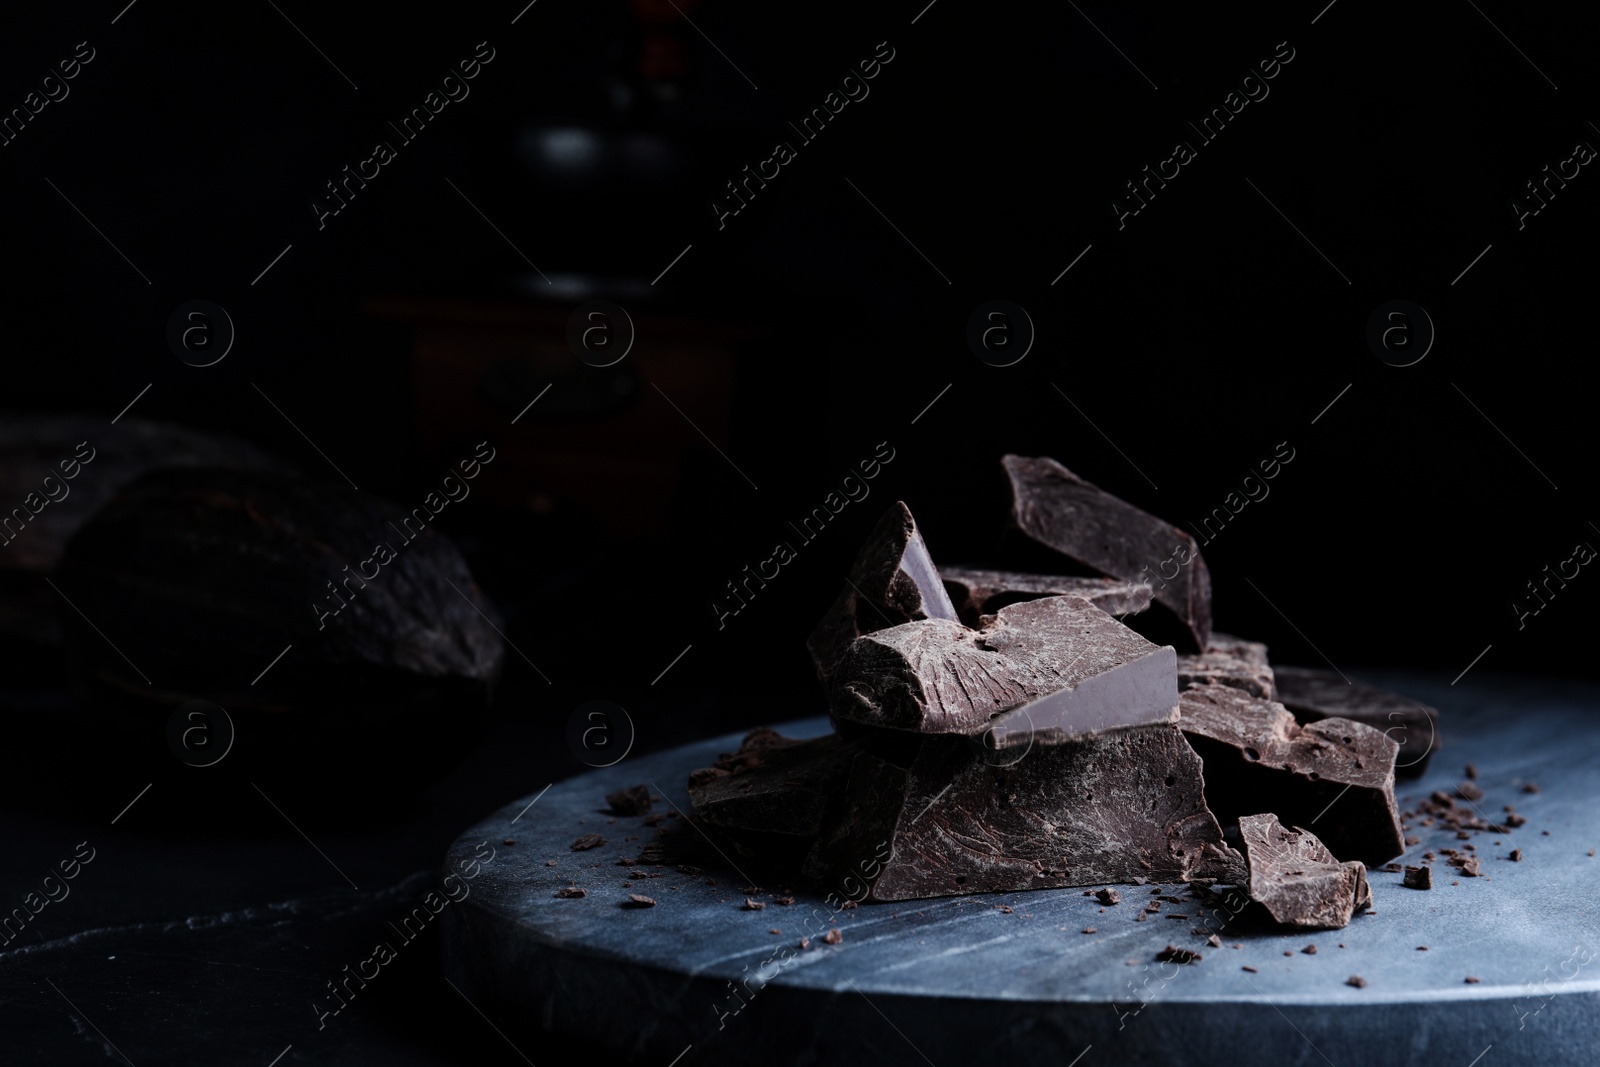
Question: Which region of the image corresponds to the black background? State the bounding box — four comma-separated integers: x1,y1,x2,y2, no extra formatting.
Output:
1,1,1596,1063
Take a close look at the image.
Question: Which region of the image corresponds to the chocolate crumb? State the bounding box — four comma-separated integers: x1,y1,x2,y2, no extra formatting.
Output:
1416,945,1428,951
798,938,811,949
1097,888,1122,906
769,928,780,935
623,894,656,907
1207,935,1222,948
1509,849,1523,862
1465,976,1481,984
1303,944,1318,955
823,929,843,945
1156,944,1202,964
1465,763,1478,779
554,887,586,899
742,898,766,911
1082,927,1097,934
1284,951,1294,957
776,896,795,906
1383,863,1403,873
1403,865,1433,890
1135,911,1148,922
1457,782,1484,801
571,834,605,851
1242,965,1259,973
545,860,557,868
606,784,653,816
1346,975,1367,988
995,905,1014,914
1404,837,1420,846
503,838,516,846
1523,783,1540,793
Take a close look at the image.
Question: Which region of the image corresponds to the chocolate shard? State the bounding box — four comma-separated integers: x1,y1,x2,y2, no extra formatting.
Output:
1177,686,1404,865
687,731,858,838
803,722,1242,902
605,785,653,816
1272,666,1438,777
806,501,959,686
940,567,1152,628
1001,455,1211,652
1403,865,1433,890
1177,634,1276,700
830,595,1177,741
1239,814,1372,929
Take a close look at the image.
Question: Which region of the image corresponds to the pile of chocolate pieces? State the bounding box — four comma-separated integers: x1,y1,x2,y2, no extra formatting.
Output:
688,456,1439,929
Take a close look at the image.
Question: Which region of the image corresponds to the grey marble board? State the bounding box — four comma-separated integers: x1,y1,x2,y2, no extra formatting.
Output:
440,673,1600,1066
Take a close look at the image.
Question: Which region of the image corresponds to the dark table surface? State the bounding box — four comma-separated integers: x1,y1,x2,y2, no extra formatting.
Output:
1,668,1594,1066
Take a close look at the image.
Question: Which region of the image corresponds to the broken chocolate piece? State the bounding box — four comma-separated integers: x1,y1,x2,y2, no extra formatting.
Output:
807,502,959,686
1509,849,1522,862
741,898,766,911
1096,888,1121,905
1239,814,1372,929
804,722,1241,901
1457,781,1484,802
1156,944,1202,964
605,785,654,816
1177,634,1275,700
940,567,1152,627
571,834,606,851
554,887,587,899
1272,666,1438,777
623,894,656,907
687,731,857,838
1178,686,1404,864
1347,975,1367,988
832,594,1178,740
822,929,843,945
1002,454,1212,652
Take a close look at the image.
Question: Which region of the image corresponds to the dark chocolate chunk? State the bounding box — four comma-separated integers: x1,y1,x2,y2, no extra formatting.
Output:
804,722,1241,902
606,785,654,816
940,567,1152,627
571,834,606,851
1002,454,1211,652
1178,686,1405,864
1177,634,1275,700
806,502,959,686
1239,814,1372,929
831,594,1177,741
1096,888,1121,905
1509,849,1523,862
1156,944,1202,964
1272,666,1438,777
687,730,857,838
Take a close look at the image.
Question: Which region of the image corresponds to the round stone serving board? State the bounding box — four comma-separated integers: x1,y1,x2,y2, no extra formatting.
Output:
441,674,1600,1066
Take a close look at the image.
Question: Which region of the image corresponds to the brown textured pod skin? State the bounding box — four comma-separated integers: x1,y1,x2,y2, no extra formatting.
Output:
54,467,503,791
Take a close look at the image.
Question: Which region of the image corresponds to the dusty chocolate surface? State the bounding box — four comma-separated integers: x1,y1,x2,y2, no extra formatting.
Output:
1177,686,1404,864
1177,634,1275,700
1274,666,1439,777
830,594,1177,740
804,722,1241,901
1001,454,1211,652
806,501,959,686
940,567,1153,628
1239,813,1372,929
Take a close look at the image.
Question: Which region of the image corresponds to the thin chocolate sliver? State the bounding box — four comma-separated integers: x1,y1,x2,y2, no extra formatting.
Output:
1002,454,1211,652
